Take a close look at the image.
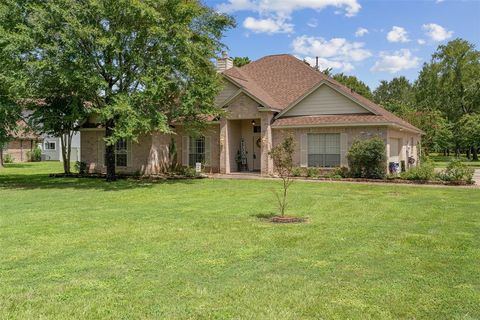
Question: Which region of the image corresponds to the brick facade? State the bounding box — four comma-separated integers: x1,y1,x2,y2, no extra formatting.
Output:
3,139,39,162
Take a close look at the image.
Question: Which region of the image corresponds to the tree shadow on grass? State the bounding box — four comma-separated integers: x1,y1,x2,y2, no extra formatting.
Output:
2,163,35,169
251,212,276,219
0,173,198,192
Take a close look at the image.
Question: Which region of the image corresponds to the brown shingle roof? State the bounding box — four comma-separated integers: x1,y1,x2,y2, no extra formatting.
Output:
272,115,391,127
222,54,422,133
10,120,42,140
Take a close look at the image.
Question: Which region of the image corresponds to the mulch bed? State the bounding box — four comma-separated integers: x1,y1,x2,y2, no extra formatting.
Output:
49,173,206,180
269,216,306,224
293,176,473,186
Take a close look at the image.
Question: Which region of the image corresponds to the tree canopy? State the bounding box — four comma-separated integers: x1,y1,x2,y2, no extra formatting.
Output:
373,76,414,113
3,0,234,179
331,73,374,100
233,56,251,67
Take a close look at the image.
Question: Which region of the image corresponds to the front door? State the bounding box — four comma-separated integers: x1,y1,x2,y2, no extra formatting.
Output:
252,125,261,171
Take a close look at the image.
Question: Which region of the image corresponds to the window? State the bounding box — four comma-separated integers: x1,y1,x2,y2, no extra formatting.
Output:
104,139,129,167
308,133,340,167
44,142,56,150
115,139,128,167
253,125,261,133
189,136,205,167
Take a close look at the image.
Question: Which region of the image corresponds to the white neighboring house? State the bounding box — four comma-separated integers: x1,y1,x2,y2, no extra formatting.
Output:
41,132,81,162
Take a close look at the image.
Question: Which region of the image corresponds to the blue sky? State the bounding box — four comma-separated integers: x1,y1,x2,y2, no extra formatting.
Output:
205,0,480,89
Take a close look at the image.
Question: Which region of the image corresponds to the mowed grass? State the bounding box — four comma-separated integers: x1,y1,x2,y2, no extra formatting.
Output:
0,163,479,319
430,153,480,169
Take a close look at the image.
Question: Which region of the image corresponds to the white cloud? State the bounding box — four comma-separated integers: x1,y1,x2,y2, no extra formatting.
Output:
243,16,293,34
218,0,361,17
218,0,361,33
307,18,318,28
422,23,453,41
417,39,426,45
371,49,420,73
387,26,409,43
302,56,354,72
355,27,369,37
292,35,371,72
436,0,445,3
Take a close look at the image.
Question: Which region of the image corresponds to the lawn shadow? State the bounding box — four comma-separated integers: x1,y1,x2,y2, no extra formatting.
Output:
251,212,276,219
2,163,35,169
0,173,198,192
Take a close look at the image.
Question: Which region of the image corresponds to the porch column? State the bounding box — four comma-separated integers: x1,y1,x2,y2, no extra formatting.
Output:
260,112,274,176
219,118,230,174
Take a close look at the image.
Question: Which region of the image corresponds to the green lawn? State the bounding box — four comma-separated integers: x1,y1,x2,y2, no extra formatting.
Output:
430,153,480,169
1,162,479,319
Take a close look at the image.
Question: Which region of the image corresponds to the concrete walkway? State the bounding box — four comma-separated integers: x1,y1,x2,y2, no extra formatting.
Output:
474,169,480,186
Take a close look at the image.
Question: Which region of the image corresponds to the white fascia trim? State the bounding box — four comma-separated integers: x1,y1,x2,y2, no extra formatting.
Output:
275,80,379,119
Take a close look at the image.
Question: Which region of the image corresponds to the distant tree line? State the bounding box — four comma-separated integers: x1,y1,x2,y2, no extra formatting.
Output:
324,39,480,160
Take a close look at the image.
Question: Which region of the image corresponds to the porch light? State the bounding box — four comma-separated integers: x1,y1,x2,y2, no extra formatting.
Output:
251,120,256,126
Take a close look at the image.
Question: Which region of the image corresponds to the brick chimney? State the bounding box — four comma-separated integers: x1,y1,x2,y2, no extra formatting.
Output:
216,51,233,72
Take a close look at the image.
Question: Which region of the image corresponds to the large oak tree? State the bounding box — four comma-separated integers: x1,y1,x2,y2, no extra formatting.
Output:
5,0,234,180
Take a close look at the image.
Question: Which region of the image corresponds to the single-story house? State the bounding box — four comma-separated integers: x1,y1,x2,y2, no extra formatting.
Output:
80,54,423,176
2,121,43,162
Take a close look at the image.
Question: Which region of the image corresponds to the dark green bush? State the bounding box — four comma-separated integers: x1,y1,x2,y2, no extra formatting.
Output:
27,146,42,162
4,153,14,163
347,137,387,179
180,166,198,178
307,167,319,178
291,167,302,177
437,159,474,183
75,161,87,174
400,159,435,181
326,167,349,178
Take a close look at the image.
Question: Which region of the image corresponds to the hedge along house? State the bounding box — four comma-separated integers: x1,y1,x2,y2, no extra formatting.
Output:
79,54,423,176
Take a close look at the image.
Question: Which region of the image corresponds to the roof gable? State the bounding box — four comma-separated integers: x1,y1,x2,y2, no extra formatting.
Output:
281,82,373,117
215,79,240,106
221,54,423,133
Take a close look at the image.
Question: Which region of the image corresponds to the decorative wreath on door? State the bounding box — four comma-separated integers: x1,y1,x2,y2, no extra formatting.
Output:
256,138,262,148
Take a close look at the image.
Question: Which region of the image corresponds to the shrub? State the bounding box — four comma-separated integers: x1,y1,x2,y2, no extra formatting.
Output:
291,167,302,177
27,146,42,162
4,153,14,163
335,166,349,178
347,137,387,179
437,160,474,183
180,166,198,178
307,167,318,178
75,161,88,174
400,159,435,181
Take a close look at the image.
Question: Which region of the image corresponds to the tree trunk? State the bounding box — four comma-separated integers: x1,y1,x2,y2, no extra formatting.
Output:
60,133,73,174
466,148,470,160
105,119,116,181
473,146,479,161
0,146,3,168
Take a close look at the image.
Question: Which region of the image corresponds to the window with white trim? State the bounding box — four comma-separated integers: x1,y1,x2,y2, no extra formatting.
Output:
44,142,56,150
104,139,129,167
308,133,340,167
189,136,205,167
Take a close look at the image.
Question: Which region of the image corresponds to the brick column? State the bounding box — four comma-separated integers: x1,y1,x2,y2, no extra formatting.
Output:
219,118,230,174
260,112,274,176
